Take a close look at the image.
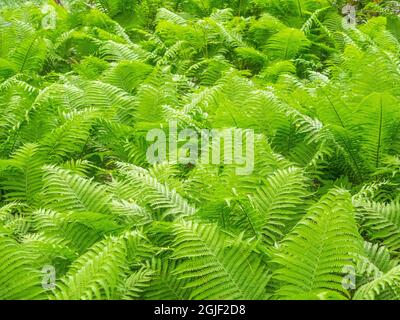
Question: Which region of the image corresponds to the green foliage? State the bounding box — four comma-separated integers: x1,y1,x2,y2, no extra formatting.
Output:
272,189,362,299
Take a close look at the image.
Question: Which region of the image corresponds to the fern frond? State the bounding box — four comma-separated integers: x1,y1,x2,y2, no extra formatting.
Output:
42,165,112,214
1,143,44,205
171,221,269,300
114,162,196,219
10,35,47,74
248,167,308,244
33,208,120,253
357,200,400,252
354,265,400,300
266,28,310,60
53,235,127,300
0,237,44,299
142,258,191,300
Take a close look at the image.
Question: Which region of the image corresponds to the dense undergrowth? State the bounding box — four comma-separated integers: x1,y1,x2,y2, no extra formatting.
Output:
1,0,400,300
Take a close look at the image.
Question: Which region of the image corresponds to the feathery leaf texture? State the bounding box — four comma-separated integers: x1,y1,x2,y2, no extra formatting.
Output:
0,0,400,301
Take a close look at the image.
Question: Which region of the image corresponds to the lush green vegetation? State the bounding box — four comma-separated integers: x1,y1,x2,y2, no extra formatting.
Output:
1,0,400,300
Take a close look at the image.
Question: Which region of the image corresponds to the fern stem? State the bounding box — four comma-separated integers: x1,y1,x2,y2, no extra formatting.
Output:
322,90,363,181
297,0,303,17
237,200,257,237
19,35,38,73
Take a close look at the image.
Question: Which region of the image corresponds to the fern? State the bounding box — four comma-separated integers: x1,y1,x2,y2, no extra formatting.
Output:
272,189,362,299
171,221,269,299
354,241,400,299
1,0,400,302
0,237,44,299
248,167,308,244
42,165,112,214
1,143,44,205
113,162,196,219
53,235,127,300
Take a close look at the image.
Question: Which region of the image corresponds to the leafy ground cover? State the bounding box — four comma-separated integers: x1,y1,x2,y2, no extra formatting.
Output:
1,0,400,300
